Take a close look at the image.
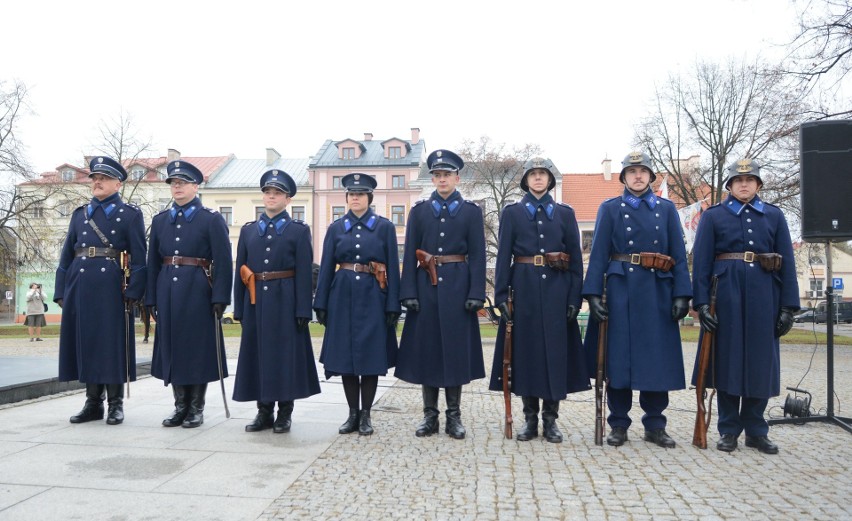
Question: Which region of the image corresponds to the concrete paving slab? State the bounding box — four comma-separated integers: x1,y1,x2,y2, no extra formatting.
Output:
0,484,48,513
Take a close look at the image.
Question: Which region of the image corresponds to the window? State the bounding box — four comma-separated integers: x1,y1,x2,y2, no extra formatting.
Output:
131,167,146,181
291,206,305,221
332,176,342,189
582,231,594,253
255,206,265,220
220,206,233,225
30,204,45,218
389,146,401,159
332,206,345,221
343,147,355,160
391,205,405,225
62,169,74,182
810,279,825,298
392,175,405,188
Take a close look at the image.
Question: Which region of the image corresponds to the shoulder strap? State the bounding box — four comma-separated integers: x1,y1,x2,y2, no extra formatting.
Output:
88,219,112,247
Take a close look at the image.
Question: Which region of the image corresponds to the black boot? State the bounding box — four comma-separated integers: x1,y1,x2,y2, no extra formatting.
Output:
162,385,189,427
273,401,294,433
245,402,274,432
70,384,105,423
415,386,440,437
542,400,563,443
182,383,207,428
339,408,360,434
106,384,125,425
444,386,466,440
516,396,540,441
359,409,373,436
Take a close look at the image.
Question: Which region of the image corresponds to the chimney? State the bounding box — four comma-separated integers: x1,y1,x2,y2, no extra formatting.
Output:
266,147,281,165
602,158,612,181
411,127,420,145
364,132,373,141
167,148,181,162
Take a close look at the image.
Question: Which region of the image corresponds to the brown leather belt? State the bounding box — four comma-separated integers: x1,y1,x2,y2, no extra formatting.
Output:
514,252,571,271
716,252,782,271
338,262,388,289
162,256,212,269
415,250,466,286
257,270,295,281
339,262,374,273
426,254,466,265
611,252,674,272
75,247,119,258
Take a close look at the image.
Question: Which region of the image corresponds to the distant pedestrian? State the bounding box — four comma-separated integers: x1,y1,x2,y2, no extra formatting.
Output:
691,159,799,455
54,156,147,426
314,173,401,436
233,169,320,433
25,283,47,341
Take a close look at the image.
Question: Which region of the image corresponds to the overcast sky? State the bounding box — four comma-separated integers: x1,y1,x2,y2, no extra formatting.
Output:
3,0,807,175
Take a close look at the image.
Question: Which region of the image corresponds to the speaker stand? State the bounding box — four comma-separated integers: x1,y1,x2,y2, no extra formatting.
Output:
769,240,852,433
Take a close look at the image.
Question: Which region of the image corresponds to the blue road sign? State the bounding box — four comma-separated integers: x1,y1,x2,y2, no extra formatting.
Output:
833,278,844,290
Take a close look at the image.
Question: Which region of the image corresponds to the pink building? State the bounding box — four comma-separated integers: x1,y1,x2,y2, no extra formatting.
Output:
309,128,426,262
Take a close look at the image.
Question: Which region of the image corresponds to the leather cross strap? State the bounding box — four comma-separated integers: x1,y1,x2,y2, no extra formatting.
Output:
610,252,674,272
162,256,212,269
257,270,295,281
75,247,120,258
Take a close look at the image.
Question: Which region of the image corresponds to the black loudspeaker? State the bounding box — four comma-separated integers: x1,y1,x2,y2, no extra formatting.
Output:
800,120,852,240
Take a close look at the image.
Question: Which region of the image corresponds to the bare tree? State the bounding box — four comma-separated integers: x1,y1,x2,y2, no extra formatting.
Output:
635,58,808,214
456,136,542,291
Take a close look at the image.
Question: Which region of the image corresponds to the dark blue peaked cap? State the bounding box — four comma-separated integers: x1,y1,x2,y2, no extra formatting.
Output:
88,156,128,181
427,149,464,173
341,172,377,192
260,169,297,196
166,160,203,184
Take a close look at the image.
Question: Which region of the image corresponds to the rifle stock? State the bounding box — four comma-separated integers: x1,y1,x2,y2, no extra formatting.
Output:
692,276,719,449
502,287,514,439
594,277,608,446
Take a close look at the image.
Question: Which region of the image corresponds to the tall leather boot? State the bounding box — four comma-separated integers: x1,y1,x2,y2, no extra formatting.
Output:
182,383,207,428
106,384,125,425
542,399,563,443
359,409,374,436
70,384,105,423
162,385,189,427
444,386,466,440
415,385,440,437
516,396,540,441
245,401,274,432
273,401,294,433
339,408,360,434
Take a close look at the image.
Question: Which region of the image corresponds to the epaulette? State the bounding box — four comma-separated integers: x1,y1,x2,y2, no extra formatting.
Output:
155,207,171,216
504,201,519,208
603,196,620,204
292,219,307,226
204,207,216,214
464,200,479,207
413,199,427,207
557,202,572,208
243,221,256,228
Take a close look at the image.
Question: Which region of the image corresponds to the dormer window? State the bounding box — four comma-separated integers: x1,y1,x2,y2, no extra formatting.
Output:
62,169,74,182
343,147,355,160
388,146,401,159
131,167,146,181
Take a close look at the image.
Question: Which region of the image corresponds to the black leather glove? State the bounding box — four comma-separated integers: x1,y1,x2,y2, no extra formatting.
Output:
672,297,690,321
587,295,608,322
56,299,64,309
464,299,484,312
566,305,579,322
401,298,420,312
212,303,226,319
698,304,718,333
315,309,327,326
147,305,157,318
498,302,512,322
386,312,401,328
776,307,795,338
296,317,310,331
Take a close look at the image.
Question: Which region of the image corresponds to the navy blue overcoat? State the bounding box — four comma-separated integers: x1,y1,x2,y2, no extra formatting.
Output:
582,189,692,391
690,195,799,399
232,212,320,402
146,197,233,385
314,209,400,378
55,194,147,384
487,194,590,400
396,190,486,387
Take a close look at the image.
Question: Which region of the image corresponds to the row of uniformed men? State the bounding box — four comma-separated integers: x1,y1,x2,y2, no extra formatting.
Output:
55,149,798,454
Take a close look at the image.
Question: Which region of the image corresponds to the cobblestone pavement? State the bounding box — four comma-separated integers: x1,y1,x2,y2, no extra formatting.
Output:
260,339,852,521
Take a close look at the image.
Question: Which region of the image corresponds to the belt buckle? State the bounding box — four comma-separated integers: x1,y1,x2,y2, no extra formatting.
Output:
260,272,267,281
353,263,362,272
534,255,544,266
743,251,755,263
171,256,179,266
88,246,96,257
434,255,442,266
630,253,641,265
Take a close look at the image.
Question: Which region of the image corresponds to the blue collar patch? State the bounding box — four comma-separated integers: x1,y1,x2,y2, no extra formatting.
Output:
169,200,200,223
344,210,378,232
258,211,291,236
87,194,120,219
523,193,554,220
622,189,657,210
430,190,463,218
724,194,765,216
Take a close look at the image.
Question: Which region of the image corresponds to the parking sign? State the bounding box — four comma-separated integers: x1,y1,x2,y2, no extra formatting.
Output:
833,278,844,290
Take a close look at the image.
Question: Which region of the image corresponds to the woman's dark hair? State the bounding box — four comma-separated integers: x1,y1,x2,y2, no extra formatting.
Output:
346,192,374,205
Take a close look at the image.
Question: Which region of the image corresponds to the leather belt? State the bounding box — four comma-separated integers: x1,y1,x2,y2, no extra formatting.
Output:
715,252,757,262
427,254,466,265
338,263,374,273
610,252,674,272
257,270,295,281
162,256,212,269
514,255,547,266
716,252,782,271
513,252,571,270
75,247,119,258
